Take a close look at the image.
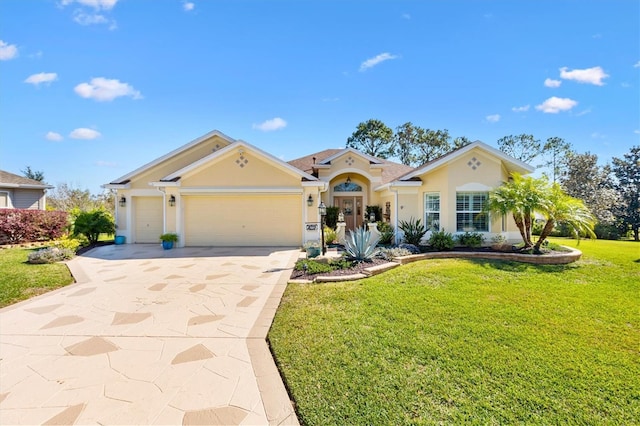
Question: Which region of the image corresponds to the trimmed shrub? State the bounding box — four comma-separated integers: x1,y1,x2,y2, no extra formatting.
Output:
365,205,382,222
427,229,455,251
399,218,427,246
28,247,75,264
398,243,421,254
324,226,337,245
377,221,395,245
51,235,82,252
594,223,623,240
455,232,485,248
73,209,115,244
325,206,340,229
0,209,68,244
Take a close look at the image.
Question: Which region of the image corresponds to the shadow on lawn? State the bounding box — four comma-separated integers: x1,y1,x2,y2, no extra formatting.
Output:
470,258,579,273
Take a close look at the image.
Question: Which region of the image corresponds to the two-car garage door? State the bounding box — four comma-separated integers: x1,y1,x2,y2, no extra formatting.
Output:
183,194,302,246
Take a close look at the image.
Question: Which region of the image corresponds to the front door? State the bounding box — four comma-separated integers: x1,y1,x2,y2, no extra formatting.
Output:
335,196,363,231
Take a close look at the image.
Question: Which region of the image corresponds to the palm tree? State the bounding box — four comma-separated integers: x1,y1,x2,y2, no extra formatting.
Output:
533,183,596,253
485,173,548,248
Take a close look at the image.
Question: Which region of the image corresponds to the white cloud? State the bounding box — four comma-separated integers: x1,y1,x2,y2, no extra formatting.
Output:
73,11,108,25
401,13,411,19
69,128,101,139
61,0,118,10
591,132,606,139
0,40,18,60
252,117,287,132
535,96,578,113
634,61,640,68
359,52,399,72
575,108,592,116
183,2,195,11
544,78,561,88
559,66,609,86
95,160,117,167
45,131,64,141
634,129,640,134
24,72,58,86
486,114,501,123
74,77,142,101
512,105,530,112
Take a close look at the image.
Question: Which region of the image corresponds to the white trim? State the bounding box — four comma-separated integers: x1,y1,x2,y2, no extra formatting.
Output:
0,190,11,209
179,187,303,194
318,147,385,165
456,182,492,191
149,181,181,187
107,129,236,184
400,141,534,181
103,183,131,190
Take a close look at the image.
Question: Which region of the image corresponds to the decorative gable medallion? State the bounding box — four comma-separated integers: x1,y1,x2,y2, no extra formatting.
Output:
467,157,481,170
211,143,222,152
236,154,249,168
345,156,355,166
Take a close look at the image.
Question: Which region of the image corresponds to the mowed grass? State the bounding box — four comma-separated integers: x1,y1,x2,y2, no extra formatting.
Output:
269,239,640,425
0,247,75,308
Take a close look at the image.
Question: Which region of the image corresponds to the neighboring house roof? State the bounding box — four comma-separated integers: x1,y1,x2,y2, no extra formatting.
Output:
0,170,53,189
108,129,236,185
398,141,534,181
288,149,414,184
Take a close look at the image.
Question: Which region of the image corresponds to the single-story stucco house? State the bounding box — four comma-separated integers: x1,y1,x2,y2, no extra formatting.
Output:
104,130,534,247
0,170,53,210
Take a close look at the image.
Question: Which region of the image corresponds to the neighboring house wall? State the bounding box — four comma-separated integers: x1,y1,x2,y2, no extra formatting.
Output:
13,189,45,210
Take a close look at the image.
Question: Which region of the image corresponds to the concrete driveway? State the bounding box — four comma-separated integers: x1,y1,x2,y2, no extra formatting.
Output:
0,244,300,425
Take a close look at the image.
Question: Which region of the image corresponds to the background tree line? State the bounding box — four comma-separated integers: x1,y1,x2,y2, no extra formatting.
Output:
346,119,639,241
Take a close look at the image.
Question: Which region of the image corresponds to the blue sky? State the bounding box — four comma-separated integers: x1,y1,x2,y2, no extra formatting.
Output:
1,0,638,194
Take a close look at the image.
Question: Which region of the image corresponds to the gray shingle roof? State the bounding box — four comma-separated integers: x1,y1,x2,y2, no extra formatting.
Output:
0,170,53,188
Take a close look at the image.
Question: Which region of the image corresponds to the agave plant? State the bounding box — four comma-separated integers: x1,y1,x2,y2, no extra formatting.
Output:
343,227,380,261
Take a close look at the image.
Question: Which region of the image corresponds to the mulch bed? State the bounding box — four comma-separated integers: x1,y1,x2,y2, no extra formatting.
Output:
76,241,114,256
290,256,389,281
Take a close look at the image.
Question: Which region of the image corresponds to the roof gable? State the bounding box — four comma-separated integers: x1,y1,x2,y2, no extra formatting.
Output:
317,148,385,165
108,129,236,185
161,140,318,183
398,141,534,181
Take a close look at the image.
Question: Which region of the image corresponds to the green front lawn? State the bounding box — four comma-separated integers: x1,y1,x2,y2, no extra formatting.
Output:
269,239,640,425
0,247,75,308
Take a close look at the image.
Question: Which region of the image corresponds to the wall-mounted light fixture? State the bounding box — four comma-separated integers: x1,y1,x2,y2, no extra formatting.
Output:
307,195,313,206
119,196,126,207
168,195,176,207
346,176,351,184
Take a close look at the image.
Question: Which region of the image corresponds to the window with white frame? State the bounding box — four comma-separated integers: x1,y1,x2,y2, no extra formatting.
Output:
0,192,9,209
456,192,488,232
424,192,440,231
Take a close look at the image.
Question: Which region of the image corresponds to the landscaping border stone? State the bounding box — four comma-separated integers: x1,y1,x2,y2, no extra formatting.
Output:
393,246,582,265
289,245,582,283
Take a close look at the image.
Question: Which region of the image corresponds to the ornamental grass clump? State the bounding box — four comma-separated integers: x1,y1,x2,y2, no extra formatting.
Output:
343,227,380,261
28,247,75,264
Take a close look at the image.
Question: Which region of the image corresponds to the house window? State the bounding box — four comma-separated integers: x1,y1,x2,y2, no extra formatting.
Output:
333,182,362,192
424,192,440,231
456,192,488,232
0,192,8,209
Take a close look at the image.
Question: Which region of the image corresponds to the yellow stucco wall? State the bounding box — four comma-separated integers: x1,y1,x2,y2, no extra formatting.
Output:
181,151,301,187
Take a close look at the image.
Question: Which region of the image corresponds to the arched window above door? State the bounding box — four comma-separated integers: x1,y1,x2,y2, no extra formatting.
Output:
334,181,362,192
